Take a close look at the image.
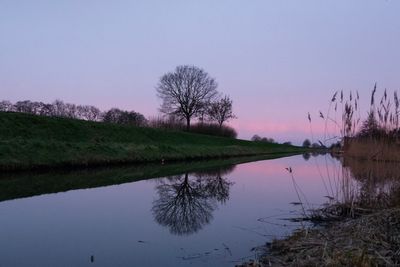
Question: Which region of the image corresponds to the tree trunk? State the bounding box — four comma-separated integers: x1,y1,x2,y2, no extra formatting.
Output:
186,117,190,131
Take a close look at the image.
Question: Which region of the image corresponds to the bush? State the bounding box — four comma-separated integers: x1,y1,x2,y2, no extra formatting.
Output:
148,116,237,138
148,115,185,130
190,122,237,138
102,108,147,126
302,139,311,147
251,134,275,143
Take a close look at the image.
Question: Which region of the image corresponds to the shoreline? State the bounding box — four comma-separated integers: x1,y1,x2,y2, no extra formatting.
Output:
0,111,308,173
0,153,300,202
0,150,305,173
239,208,400,266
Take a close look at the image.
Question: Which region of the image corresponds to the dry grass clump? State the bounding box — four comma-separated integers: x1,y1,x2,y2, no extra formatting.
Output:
345,138,400,162
239,208,400,267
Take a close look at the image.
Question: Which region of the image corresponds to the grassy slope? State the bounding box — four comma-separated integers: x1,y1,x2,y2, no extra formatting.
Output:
0,112,303,171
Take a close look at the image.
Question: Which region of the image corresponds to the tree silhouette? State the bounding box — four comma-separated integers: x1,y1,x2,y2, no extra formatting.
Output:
156,65,218,130
152,167,234,235
207,95,236,128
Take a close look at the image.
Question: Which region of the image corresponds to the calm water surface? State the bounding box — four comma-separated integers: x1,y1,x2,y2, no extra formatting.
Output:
0,155,340,267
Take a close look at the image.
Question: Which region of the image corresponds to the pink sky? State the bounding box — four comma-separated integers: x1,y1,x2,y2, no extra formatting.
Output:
1,1,399,144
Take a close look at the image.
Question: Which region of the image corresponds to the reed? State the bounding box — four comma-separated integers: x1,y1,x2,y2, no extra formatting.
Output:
246,155,400,267
313,85,400,161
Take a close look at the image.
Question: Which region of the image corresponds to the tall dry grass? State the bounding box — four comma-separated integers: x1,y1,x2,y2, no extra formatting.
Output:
292,155,400,224
314,85,400,161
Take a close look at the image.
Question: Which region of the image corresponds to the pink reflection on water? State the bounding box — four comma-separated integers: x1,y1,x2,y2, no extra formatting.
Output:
233,156,343,206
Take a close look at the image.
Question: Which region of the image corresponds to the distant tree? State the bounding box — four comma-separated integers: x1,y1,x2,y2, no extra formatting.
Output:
103,108,147,126
302,139,311,148
77,105,88,120
251,134,262,142
39,103,54,116
0,100,13,112
51,100,67,117
87,106,101,121
251,135,276,143
64,103,78,119
261,137,275,143
14,100,35,114
125,111,147,126
311,142,321,148
77,105,101,121
207,95,236,128
282,141,292,146
156,65,218,130
102,108,122,123
31,101,46,115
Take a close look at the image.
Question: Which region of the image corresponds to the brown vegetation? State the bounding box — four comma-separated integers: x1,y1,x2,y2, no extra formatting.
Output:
240,140,400,266
344,138,400,162
239,208,400,267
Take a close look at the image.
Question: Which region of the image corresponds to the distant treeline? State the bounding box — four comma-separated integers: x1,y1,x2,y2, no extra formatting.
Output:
251,134,295,146
0,99,237,138
0,99,147,126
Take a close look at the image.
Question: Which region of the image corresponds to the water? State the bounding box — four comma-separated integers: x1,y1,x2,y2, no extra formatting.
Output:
0,155,340,267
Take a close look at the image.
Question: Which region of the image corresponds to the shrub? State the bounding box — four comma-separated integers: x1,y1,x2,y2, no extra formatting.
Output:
302,139,311,148
102,108,147,126
148,116,237,138
190,122,237,138
251,134,275,143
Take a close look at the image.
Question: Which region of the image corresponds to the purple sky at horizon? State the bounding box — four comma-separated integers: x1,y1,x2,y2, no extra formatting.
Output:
1,1,399,144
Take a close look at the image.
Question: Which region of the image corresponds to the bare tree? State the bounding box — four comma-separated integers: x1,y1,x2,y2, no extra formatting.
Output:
87,106,101,121
14,100,34,113
77,105,101,121
39,103,53,116
64,103,78,118
0,101,13,112
102,108,147,126
51,100,66,117
156,65,218,130
207,95,236,128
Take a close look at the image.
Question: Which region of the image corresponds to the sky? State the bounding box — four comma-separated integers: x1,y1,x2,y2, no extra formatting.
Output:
1,0,399,144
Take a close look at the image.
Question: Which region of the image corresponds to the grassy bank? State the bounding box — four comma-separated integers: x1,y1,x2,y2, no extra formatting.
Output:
0,112,303,171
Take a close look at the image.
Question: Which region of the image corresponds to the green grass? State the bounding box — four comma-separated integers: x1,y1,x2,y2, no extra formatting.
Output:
0,112,304,171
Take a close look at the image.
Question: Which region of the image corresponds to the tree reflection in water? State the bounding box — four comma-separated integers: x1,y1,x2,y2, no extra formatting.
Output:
152,166,235,236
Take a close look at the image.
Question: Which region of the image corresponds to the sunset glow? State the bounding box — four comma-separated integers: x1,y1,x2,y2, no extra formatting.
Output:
1,0,399,143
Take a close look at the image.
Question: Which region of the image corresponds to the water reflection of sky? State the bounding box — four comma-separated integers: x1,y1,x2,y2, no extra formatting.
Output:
0,155,339,267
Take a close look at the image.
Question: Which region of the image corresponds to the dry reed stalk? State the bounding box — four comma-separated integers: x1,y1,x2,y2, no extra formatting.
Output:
239,209,400,267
